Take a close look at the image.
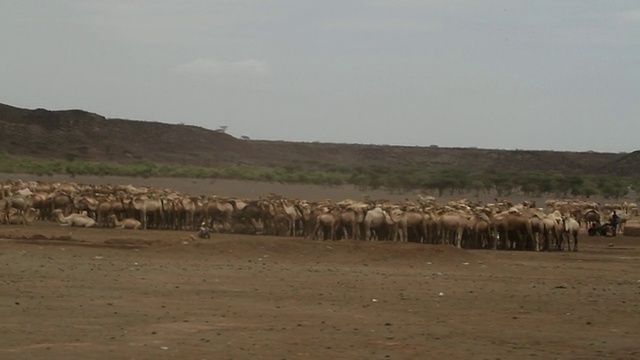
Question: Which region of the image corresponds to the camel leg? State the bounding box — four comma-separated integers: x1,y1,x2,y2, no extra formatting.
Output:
455,229,463,248
312,223,321,240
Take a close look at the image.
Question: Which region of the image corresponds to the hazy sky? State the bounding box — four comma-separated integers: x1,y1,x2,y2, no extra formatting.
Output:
1,1,639,153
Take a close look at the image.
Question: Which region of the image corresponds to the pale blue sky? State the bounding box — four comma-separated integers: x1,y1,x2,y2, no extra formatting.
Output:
1,1,639,152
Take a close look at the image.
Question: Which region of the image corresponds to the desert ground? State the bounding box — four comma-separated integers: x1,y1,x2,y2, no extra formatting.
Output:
1,177,639,359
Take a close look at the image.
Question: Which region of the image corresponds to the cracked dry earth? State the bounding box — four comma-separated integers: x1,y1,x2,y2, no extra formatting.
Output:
0,223,639,360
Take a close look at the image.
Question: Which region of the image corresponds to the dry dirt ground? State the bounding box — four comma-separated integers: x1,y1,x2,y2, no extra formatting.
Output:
1,222,639,360
1,177,639,359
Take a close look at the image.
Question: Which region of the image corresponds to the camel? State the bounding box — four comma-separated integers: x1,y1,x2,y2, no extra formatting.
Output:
0,195,8,224
94,196,115,227
433,210,471,248
278,199,303,236
132,196,164,230
2,207,38,225
47,192,75,219
363,206,402,241
420,209,439,244
205,197,234,230
582,209,601,229
295,200,314,238
3,193,35,223
561,215,580,251
313,208,340,240
109,214,142,230
177,196,199,230
626,203,638,217
160,197,178,230
30,192,50,220
335,206,363,240
521,208,559,251
613,211,632,235
541,214,563,251
467,209,495,249
235,200,274,235
73,195,99,220
397,209,427,243
475,214,495,249
490,209,535,251
52,209,96,227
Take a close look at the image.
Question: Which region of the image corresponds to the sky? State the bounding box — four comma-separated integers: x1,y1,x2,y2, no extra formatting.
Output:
1,1,639,153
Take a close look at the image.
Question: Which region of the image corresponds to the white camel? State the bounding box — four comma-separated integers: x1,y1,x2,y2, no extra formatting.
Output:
52,209,96,227
562,215,580,252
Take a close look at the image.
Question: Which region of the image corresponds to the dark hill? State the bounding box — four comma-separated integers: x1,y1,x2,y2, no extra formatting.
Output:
0,102,635,175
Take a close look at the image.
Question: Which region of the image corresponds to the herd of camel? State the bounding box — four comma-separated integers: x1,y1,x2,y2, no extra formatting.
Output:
0,179,637,251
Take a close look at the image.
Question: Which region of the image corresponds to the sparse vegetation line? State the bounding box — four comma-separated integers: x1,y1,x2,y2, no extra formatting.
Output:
0,155,635,200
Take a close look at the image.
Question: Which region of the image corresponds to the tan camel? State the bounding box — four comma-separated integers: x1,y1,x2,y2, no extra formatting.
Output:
2,207,38,225
3,192,34,221
73,194,99,220
491,209,535,251
278,199,302,236
47,191,75,219
94,196,115,227
534,213,562,251
52,209,96,227
132,196,164,230
30,192,50,220
205,197,234,230
295,200,314,238
178,196,198,230
313,208,340,240
160,197,178,230
467,209,494,249
397,209,427,243
434,211,471,248
109,214,142,230
521,208,553,251
336,206,366,240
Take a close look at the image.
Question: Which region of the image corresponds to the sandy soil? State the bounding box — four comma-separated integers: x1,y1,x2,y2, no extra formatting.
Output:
1,221,639,360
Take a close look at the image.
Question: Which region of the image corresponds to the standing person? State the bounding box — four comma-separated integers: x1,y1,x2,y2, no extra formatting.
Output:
610,211,619,236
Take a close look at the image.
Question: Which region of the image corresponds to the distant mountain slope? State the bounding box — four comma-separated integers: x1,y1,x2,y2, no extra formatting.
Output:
0,102,635,175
